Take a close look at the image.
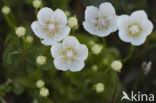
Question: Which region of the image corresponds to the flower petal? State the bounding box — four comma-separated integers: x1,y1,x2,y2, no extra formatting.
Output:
131,10,148,22
41,36,57,46
74,44,88,61
117,15,130,30
69,58,84,72
139,20,153,36
51,43,64,58
53,9,67,27
99,2,116,17
54,57,68,71
31,21,45,38
37,7,54,25
56,26,70,41
130,35,146,46
85,6,99,20
62,36,79,49
83,21,97,35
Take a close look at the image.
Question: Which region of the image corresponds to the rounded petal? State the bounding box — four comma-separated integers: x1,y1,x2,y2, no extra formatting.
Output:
56,26,70,41
139,20,153,36
37,7,54,25
41,36,57,46
117,15,131,42
118,30,131,43
131,10,148,22
117,15,130,30
130,35,147,46
51,43,64,58
74,44,88,61
83,21,97,35
99,2,116,17
54,57,68,71
62,36,79,48
69,58,84,72
85,6,99,20
53,9,67,27
31,21,45,38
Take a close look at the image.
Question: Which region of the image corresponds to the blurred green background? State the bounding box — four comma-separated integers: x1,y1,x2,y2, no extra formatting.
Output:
0,0,156,103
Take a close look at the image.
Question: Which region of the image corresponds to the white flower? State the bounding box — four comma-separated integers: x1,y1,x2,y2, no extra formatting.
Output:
83,2,117,37
51,36,88,72
1,6,11,15
117,10,153,46
33,0,42,8
111,60,122,71
39,87,49,97
36,55,47,65
36,80,45,88
15,26,26,37
91,44,103,54
68,17,78,27
95,83,104,93
26,36,33,43
31,7,70,46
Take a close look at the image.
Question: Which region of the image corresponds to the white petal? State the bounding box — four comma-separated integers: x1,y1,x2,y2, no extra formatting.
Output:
56,26,70,41
117,15,131,42
130,35,147,46
41,36,57,46
62,36,79,48
51,43,64,58
139,20,153,36
99,2,116,17
131,10,148,22
69,58,84,72
53,9,67,27
74,44,88,61
85,6,99,20
117,15,130,30
31,21,45,38
83,21,97,35
118,30,131,43
37,7,54,25
54,57,68,71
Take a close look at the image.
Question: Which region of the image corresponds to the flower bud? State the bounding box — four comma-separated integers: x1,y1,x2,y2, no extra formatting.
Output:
95,83,104,93
36,80,45,88
111,60,122,71
15,26,26,37
39,87,49,97
33,0,42,8
92,65,98,71
68,17,78,28
91,44,103,54
26,36,33,43
36,55,47,65
1,6,11,15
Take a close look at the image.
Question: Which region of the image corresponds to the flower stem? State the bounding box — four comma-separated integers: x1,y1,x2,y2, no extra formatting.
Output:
4,15,15,30
122,45,135,63
35,8,38,16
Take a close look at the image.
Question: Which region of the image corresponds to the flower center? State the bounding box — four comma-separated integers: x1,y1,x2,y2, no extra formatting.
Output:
96,17,109,30
47,23,56,32
97,18,106,27
65,49,74,59
128,24,142,37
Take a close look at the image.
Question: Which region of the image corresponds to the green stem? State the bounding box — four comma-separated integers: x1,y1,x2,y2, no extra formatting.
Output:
122,45,135,63
4,15,15,30
35,8,38,16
